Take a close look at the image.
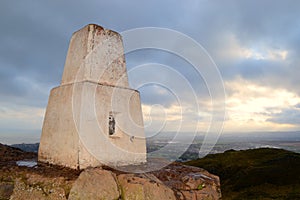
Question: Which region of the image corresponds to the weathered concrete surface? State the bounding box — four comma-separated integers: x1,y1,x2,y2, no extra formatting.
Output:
39,24,146,169
61,24,129,87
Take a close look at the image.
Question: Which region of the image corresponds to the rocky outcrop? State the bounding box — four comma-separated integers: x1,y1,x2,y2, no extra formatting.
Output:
0,143,221,200
2,167,220,200
1,165,222,200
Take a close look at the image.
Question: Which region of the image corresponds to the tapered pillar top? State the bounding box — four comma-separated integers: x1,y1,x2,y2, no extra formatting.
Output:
61,24,129,87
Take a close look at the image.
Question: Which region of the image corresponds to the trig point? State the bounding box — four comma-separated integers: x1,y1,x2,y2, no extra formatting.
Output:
38,24,147,169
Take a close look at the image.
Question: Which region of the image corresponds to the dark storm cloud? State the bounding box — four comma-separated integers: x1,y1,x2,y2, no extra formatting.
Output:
126,49,211,105
139,85,176,107
0,0,190,108
190,0,300,50
172,0,300,97
212,1,300,95
231,59,288,83
267,107,300,125
0,1,72,107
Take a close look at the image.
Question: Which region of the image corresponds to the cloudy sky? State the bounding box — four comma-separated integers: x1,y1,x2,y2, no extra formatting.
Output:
0,0,300,143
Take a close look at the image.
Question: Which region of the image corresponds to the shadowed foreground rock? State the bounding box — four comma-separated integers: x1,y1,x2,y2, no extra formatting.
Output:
0,143,221,200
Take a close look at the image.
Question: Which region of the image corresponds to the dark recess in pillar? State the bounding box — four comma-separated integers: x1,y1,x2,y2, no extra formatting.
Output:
109,112,115,135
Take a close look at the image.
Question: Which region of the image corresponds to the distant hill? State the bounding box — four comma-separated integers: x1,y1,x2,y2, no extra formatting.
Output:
10,143,39,153
185,148,300,200
0,143,36,163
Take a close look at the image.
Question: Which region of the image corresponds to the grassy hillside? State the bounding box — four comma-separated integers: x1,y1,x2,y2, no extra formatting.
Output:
185,148,300,200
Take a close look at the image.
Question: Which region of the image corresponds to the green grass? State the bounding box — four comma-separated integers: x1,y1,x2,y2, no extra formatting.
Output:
185,148,300,200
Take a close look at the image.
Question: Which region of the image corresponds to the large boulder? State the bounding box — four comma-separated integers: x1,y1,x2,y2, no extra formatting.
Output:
117,173,176,200
68,168,120,200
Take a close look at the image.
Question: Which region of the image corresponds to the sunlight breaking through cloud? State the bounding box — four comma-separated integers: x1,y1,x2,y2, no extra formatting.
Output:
225,78,300,131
